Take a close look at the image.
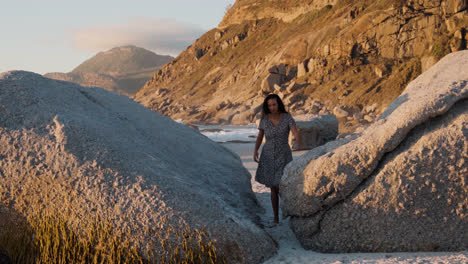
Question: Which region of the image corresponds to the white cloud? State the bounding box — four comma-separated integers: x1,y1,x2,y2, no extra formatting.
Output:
72,17,206,56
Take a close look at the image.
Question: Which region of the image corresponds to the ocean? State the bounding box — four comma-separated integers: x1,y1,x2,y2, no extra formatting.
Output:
198,124,258,143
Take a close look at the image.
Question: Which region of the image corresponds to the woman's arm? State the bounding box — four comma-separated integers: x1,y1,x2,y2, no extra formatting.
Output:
291,124,304,151
253,129,264,162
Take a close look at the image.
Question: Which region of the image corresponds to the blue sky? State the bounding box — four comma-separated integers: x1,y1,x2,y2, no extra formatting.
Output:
0,0,235,74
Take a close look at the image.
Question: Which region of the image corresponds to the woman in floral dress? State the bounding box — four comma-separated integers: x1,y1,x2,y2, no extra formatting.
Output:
253,94,303,224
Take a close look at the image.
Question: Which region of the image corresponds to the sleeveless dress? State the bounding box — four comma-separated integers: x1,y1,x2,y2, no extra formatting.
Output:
255,113,296,188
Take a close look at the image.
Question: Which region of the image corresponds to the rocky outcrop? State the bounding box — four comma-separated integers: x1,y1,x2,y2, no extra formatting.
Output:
134,0,468,133
45,46,173,96
288,114,338,149
0,71,276,263
280,51,468,252
219,0,339,28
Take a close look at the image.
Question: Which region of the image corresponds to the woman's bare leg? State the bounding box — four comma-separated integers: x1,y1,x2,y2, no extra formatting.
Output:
270,185,279,223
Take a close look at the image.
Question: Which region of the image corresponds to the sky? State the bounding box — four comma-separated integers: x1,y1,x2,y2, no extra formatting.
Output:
0,0,235,74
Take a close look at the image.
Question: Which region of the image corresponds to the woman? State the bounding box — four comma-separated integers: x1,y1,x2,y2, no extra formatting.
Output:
253,94,303,225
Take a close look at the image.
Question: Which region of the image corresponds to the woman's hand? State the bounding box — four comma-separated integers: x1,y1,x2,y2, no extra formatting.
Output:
253,150,259,162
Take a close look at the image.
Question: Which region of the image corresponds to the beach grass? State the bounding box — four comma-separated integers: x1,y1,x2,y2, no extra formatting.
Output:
0,210,225,264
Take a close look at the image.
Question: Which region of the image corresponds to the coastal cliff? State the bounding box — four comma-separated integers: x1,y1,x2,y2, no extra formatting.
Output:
134,0,468,133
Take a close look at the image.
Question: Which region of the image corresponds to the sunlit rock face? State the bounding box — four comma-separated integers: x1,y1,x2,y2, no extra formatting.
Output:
281,51,468,252
135,0,468,134
0,71,276,263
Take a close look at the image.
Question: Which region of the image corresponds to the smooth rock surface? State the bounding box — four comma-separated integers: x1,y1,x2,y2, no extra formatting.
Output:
289,114,338,150
281,51,468,252
0,71,277,263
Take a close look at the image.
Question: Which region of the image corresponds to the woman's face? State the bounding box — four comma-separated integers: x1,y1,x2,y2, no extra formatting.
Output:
267,98,279,114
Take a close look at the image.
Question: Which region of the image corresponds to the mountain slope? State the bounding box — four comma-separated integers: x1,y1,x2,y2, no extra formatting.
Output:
134,0,467,132
71,45,172,75
45,46,173,96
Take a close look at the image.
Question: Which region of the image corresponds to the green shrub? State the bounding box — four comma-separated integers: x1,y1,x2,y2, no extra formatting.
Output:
293,5,333,24
431,43,450,58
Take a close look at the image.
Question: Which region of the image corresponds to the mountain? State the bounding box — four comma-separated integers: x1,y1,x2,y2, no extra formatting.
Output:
134,0,467,132
45,46,173,96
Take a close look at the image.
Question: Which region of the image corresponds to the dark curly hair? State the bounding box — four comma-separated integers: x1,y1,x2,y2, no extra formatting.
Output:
261,94,288,118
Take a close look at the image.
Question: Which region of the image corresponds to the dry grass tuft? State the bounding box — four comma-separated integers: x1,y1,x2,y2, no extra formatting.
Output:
0,210,225,264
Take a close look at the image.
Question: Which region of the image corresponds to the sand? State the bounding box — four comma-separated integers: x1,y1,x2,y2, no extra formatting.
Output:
220,142,468,264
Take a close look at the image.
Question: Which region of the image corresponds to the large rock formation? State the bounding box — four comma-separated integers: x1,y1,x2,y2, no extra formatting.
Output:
134,0,468,133
45,46,173,96
0,71,276,263
280,50,468,252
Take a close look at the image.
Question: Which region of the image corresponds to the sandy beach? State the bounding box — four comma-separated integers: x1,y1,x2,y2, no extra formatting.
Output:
220,142,468,264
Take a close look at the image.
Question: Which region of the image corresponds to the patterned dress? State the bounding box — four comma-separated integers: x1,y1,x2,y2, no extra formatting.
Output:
255,113,296,188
